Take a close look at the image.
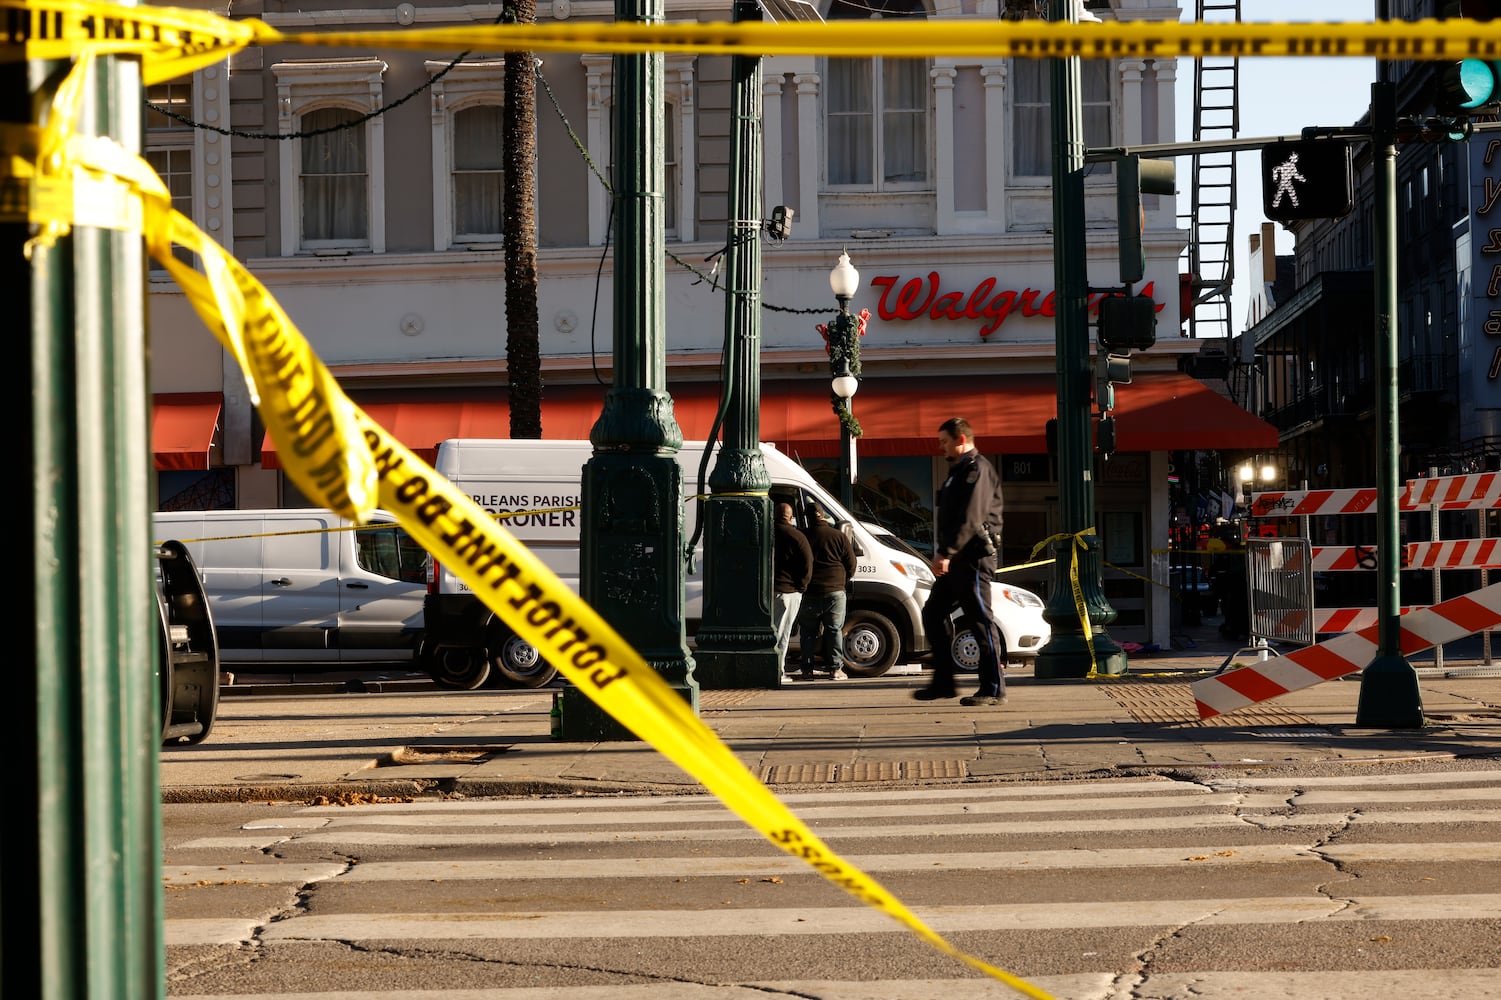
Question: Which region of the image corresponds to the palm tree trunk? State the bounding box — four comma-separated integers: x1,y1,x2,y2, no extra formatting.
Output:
503,0,542,438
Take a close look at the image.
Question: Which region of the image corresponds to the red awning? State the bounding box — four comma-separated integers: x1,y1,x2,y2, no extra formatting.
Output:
153,392,222,470
260,373,1275,467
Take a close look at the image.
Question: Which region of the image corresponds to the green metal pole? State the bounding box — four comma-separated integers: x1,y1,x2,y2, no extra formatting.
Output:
12,48,164,999
828,301,858,512
569,0,698,737
692,0,779,689
1034,0,1127,679
1356,73,1422,726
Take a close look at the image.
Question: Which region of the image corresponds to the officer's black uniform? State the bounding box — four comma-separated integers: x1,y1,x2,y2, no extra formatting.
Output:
918,449,1006,699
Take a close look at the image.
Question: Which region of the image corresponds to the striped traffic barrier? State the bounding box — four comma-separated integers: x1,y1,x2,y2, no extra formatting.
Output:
1250,474,1501,519
1192,580,1501,719
1310,539,1501,573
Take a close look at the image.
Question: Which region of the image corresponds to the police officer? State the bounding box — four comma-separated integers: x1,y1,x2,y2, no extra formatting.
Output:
914,417,1007,706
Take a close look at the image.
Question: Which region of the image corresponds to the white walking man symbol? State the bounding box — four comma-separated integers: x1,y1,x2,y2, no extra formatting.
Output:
1271,151,1306,209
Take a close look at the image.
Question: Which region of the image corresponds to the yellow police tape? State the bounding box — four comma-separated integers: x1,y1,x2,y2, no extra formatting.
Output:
19,52,1055,1000
1027,529,1099,677
9,0,1501,72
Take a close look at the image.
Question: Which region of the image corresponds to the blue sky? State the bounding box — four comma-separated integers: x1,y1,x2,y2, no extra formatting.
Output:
1175,0,1376,335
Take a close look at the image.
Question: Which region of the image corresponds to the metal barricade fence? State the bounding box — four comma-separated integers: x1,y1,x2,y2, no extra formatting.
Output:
1217,537,1313,673
1247,537,1315,648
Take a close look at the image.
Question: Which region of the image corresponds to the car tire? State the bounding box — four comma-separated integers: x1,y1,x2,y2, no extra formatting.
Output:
841,609,900,677
488,619,559,688
426,645,491,690
951,622,1009,672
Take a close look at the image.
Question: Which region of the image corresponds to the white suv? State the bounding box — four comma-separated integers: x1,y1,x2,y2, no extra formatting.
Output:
860,522,1051,668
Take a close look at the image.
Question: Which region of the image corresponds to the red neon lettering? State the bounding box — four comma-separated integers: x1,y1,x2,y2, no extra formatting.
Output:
870,273,936,322
868,274,1163,335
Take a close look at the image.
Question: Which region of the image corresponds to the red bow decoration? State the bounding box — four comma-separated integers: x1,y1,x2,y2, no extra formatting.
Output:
815,308,871,348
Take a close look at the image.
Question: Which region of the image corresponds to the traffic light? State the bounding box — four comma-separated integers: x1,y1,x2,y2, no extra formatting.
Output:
1436,3,1501,116
1260,140,1353,222
1096,414,1117,457
1396,115,1473,144
1116,154,1176,284
1436,59,1501,114
1095,352,1131,412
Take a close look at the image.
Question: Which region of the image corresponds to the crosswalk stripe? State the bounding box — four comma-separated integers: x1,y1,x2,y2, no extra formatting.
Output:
167,892,1501,945
176,807,1501,850
256,782,1501,833
275,841,1491,882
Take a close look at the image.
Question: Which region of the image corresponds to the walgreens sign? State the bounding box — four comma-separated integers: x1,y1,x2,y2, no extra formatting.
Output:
870,273,1166,339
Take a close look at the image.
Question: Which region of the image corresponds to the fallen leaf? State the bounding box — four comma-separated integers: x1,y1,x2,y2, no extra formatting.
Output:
762,877,784,884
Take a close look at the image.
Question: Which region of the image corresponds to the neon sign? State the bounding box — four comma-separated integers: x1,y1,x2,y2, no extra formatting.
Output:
869,273,1165,339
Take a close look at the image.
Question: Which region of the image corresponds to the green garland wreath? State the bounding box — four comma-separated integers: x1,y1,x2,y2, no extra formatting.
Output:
826,311,863,438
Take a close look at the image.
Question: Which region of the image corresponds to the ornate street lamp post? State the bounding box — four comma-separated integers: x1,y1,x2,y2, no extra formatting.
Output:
827,253,861,512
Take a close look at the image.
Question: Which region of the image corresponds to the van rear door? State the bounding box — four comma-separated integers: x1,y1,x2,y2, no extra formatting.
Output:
156,512,265,663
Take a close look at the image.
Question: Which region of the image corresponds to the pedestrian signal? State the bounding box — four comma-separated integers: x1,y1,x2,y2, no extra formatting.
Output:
1260,140,1353,222
1097,293,1158,352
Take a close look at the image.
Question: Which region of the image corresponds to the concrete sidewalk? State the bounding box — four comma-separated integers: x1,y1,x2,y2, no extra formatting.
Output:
160,627,1501,803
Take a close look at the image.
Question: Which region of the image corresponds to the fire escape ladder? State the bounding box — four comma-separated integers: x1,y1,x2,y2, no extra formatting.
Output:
1185,0,1241,344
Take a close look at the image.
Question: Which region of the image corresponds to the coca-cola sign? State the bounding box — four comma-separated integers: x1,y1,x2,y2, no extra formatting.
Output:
869,272,1165,339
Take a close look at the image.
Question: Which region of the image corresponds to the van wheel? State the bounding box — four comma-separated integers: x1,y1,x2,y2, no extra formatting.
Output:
488,622,559,688
428,646,491,690
841,609,899,677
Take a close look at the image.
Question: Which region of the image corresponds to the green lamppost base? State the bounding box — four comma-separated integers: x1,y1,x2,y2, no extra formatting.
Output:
695,487,779,690
1355,654,1424,728
560,685,636,742
694,645,780,689
1034,633,1129,679
559,676,699,743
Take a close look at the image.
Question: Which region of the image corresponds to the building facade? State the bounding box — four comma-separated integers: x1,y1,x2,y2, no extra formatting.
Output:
148,0,1275,645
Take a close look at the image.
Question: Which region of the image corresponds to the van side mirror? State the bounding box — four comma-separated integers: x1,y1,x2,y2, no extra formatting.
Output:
841,522,864,557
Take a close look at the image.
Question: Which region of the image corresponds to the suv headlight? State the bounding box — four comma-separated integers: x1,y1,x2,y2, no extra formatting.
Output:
999,587,1044,608
892,559,935,586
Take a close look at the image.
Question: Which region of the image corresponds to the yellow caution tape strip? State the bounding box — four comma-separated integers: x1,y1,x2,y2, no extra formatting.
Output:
9,0,1501,64
22,53,1054,1000
1028,529,1099,678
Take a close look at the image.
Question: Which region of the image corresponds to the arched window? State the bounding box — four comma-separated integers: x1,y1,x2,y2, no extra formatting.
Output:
300,107,368,243
453,104,505,240
272,57,387,255
824,0,929,190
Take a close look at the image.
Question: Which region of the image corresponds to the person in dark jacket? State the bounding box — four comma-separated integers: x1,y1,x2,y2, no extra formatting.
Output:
796,500,858,680
772,501,814,678
914,417,1008,707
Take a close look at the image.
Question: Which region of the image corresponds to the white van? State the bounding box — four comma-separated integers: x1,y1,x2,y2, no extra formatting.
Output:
421,439,935,689
151,509,428,665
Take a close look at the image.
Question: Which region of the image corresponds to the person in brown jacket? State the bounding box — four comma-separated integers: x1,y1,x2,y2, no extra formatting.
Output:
772,501,814,678
795,500,858,680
